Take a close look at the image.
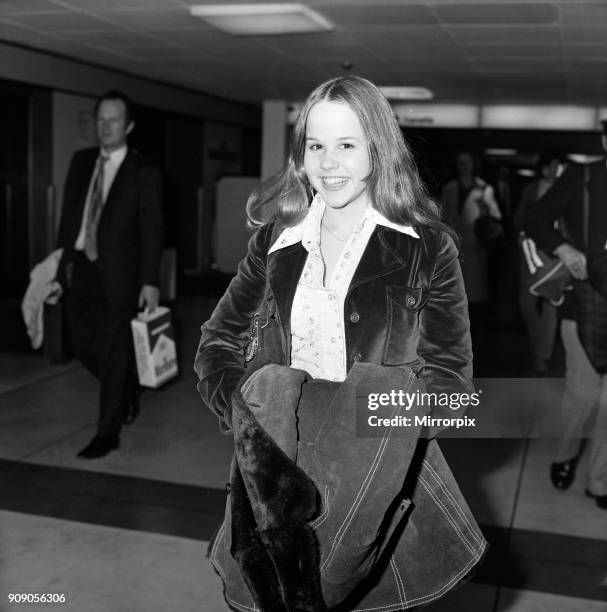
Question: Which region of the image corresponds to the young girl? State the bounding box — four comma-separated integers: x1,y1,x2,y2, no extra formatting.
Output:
195,76,486,611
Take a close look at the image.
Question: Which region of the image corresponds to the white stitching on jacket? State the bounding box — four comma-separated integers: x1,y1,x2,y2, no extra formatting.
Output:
418,475,477,556
321,370,415,572
390,556,407,608
421,459,484,548
310,485,331,528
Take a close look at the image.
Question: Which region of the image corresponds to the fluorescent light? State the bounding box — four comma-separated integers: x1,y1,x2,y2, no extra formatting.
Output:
379,87,433,101
482,106,596,131
517,169,535,177
189,3,333,35
567,153,604,164
392,104,480,128
485,148,518,156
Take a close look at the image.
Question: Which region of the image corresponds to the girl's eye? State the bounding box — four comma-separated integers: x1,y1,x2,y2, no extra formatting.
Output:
308,143,322,151
341,143,355,149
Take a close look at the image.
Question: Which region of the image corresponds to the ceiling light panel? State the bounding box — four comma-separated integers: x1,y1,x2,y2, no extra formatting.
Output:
481,105,596,130
189,4,333,36
380,86,434,100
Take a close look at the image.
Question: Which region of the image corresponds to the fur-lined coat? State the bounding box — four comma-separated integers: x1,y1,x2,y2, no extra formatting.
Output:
195,221,487,611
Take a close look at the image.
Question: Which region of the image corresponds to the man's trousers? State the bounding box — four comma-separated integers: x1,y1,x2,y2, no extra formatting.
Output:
65,252,138,437
556,319,607,495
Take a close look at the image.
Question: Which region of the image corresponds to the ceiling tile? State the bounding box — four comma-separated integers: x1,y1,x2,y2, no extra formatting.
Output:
463,43,562,59
92,7,202,32
0,0,67,14
449,25,561,45
349,25,454,47
1,0,606,107
433,3,558,25
55,0,171,9
474,58,565,74
559,2,607,25
319,3,438,26
565,45,607,59
56,29,161,46
260,32,363,54
3,10,112,31
561,26,607,44
565,59,607,74
0,17,60,43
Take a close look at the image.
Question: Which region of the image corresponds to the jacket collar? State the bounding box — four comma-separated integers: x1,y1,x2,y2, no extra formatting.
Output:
268,194,419,255
266,220,417,348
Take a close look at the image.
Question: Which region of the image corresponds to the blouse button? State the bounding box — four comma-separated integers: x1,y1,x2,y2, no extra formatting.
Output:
349,312,360,323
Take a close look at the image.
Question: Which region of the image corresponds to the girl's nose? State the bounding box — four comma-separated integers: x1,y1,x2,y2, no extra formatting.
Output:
319,152,338,170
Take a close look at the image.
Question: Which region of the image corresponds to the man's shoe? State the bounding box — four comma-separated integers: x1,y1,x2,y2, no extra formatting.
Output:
121,399,140,425
121,390,141,425
550,458,578,490
77,436,119,459
585,489,607,510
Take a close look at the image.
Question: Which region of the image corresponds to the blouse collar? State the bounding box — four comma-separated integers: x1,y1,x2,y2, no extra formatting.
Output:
268,194,419,255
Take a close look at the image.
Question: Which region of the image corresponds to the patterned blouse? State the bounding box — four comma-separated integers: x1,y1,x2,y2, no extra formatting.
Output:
268,194,419,381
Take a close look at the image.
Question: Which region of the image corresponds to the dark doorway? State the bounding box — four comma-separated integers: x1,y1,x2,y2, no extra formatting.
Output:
0,85,29,298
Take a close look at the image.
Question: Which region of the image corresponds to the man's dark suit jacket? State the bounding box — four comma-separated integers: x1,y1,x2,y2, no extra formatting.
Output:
524,159,607,259
56,147,164,302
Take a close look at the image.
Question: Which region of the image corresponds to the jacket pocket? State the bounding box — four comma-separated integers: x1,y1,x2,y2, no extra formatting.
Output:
321,497,412,586
383,286,429,366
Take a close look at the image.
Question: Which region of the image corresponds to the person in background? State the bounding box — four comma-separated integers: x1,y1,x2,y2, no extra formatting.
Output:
515,152,562,375
524,123,607,510
495,163,513,228
55,90,164,459
441,151,502,332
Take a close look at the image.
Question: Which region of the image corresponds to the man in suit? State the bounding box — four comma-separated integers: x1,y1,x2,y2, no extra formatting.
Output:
56,90,164,459
524,120,607,510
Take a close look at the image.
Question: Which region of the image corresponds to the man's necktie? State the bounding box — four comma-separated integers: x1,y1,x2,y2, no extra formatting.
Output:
83,154,109,261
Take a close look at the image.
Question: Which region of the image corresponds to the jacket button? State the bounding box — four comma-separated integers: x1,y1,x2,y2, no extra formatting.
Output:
349,312,360,323
406,296,416,307
225,482,231,495
352,352,362,362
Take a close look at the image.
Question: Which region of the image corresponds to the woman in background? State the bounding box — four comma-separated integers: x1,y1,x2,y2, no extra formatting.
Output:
441,151,502,331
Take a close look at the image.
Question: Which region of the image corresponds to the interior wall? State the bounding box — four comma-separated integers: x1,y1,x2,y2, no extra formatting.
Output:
0,42,259,128
51,91,97,237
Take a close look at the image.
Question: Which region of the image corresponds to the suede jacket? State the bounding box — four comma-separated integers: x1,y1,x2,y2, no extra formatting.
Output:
194,220,487,610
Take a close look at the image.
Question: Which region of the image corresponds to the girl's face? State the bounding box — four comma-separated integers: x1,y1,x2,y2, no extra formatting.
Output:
303,100,371,213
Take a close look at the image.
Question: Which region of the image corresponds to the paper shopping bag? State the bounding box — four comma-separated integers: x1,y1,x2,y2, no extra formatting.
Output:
131,306,178,388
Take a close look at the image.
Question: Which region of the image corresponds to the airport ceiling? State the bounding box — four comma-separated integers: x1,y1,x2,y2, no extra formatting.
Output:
1,0,606,106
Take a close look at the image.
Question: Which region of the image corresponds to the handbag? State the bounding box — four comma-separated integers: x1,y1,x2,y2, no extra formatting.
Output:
474,202,505,251
519,232,573,306
519,166,593,306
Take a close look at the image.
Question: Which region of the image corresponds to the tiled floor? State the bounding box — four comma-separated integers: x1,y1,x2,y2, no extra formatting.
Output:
1,297,606,612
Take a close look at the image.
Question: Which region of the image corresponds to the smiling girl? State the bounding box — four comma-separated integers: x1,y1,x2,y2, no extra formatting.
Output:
195,76,485,611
